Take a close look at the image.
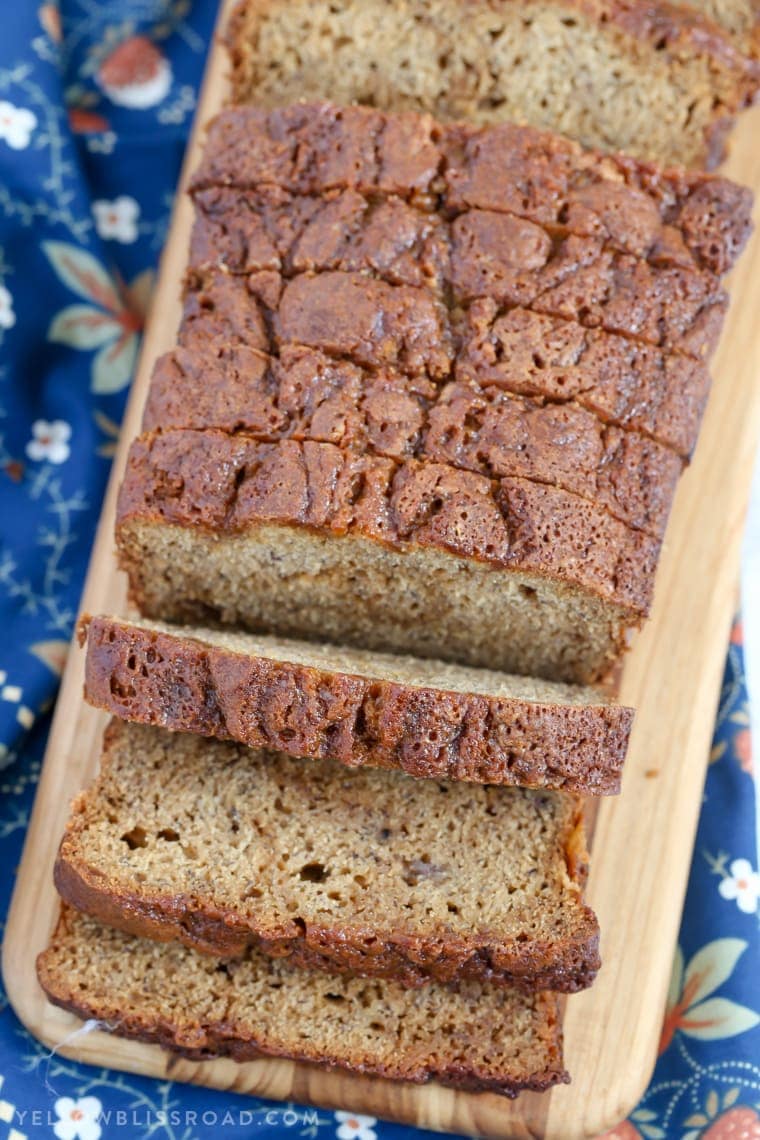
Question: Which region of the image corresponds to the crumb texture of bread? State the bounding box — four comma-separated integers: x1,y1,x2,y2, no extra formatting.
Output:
115,429,660,682
679,0,760,53
54,721,599,989
37,907,570,1095
226,0,758,168
81,614,633,792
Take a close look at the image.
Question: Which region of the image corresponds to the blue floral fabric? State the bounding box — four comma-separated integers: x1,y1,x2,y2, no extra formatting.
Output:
0,4,757,1139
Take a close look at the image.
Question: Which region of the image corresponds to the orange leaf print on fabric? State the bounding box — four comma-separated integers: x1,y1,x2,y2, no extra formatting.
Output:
660,942,759,1054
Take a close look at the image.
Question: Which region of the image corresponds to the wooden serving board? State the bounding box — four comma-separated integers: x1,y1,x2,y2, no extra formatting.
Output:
5,3,760,1134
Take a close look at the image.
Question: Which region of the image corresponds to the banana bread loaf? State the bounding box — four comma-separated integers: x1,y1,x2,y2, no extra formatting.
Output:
54,720,599,989
225,0,757,168
81,614,633,792
120,102,752,681
38,907,569,1095
116,429,660,681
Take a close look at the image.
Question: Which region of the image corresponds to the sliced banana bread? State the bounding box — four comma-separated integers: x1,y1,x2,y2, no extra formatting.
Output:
189,118,754,278
178,268,713,461
54,721,599,989
81,614,633,792
144,346,683,539
225,0,757,168
458,303,711,460
38,907,569,1095
183,256,725,366
116,430,659,682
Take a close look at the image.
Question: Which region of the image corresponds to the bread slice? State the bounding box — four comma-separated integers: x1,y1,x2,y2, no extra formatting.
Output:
116,429,660,682
190,103,754,278
144,346,683,540
177,268,713,462
55,720,599,990
81,614,632,793
38,907,569,1095
225,0,757,168
186,105,752,362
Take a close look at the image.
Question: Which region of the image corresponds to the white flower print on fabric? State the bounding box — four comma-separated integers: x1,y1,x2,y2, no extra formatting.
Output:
0,100,38,149
335,1112,378,1140
0,283,15,329
718,859,760,914
96,36,172,109
25,419,71,464
53,1096,103,1140
92,196,139,244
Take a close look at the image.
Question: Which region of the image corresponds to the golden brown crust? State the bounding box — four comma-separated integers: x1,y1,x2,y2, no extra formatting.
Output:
190,101,754,277
80,615,632,792
457,302,711,460
37,908,569,1095
54,855,600,991
142,346,683,539
183,224,729,363
115,430,660,618
171,265,713,461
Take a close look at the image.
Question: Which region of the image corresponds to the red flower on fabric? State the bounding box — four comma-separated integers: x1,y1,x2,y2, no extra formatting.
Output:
734,728,753,776
702,1107,760,1139
96,36,172,109
68,109,110,135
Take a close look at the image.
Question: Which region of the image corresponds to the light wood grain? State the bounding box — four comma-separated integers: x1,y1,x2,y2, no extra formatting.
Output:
4,4,760,1134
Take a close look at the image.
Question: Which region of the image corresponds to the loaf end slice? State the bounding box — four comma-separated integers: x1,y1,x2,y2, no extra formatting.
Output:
81,614,633,793
38,907,569,1095
54,721,600,991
